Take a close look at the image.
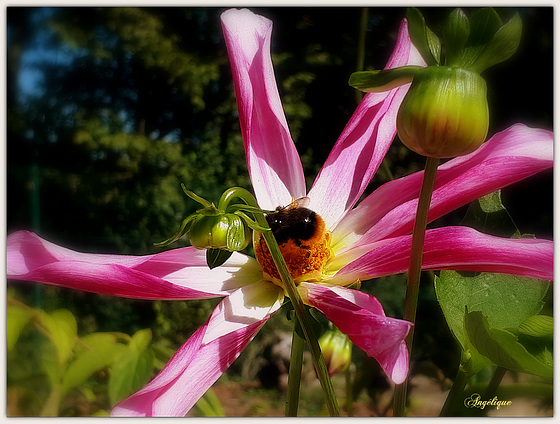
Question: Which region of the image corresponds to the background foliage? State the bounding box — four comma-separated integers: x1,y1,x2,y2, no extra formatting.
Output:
6,6,553,416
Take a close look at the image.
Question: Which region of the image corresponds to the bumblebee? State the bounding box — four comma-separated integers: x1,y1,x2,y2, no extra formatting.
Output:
265,197,318,247
255,197,332,283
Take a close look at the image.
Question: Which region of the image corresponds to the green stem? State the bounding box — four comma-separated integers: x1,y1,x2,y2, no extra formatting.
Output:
219,187,340,417
286,319,305,416
393,156,439,416
470,367,507,417
439,367,471,416
482,367,507,399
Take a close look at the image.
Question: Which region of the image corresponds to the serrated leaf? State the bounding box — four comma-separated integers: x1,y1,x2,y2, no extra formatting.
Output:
517,315,553,339
41,341,62,386
129,328,152,354
471,12,522,73
77,332,120,354
407,8,439,65
443,8,470,66
62,341,127,396
40,309,78,366
348,66,421,92
7,304,36,351
465,310,553,378
109,348,154,405
206,248,233,269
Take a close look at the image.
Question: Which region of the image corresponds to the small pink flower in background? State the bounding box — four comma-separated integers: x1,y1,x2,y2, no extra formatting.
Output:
7,8,552,417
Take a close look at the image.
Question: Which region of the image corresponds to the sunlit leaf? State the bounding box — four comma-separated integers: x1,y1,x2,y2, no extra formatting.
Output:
39,309,78,366
108,330,154,405
6,304,35,351
61,333,127,396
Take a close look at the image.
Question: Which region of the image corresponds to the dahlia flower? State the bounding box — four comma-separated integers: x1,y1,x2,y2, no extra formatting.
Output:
6,8,552,417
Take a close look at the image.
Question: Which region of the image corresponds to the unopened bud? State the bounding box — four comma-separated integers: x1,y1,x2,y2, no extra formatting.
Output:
397,66,489,158
189,212,250,251
319,329,352,376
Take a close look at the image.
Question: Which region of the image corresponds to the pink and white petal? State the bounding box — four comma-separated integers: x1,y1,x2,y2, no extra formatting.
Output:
221,8,306,210
334,226,553,283
203,281,284,344
112,293,273,417
300,282,412,384
7,231,259,300
333,124,553,251
140,247,264,295
307,19,426,230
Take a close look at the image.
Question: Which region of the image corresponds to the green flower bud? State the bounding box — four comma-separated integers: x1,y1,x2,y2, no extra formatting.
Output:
189,213,250,251
319,329,352,376
396,66,489,158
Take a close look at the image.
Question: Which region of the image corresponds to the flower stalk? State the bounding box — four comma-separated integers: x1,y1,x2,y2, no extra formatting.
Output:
393,156,439,416
218,187,341,417
285,319,305,416
439,366,471,416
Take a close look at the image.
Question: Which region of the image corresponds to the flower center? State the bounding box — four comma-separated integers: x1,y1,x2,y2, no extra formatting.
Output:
254,205,333,286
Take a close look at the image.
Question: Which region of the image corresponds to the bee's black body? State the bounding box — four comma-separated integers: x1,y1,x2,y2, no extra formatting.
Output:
266,205,318,246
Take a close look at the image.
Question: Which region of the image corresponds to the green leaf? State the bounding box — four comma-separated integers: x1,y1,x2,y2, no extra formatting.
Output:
407,8,439,65
348,66,422,93
40,309,78,366
435,271,549,373
443,8,470,66
462,190,519,237
459,8,503,69
129,328,153,353
517,315,553,339
6,303,36,351
465,310,553,378
206,248,233,269
471,13,522,73
40,340,63,387
62,335,127,396
108,330,155,405
195,388,225,417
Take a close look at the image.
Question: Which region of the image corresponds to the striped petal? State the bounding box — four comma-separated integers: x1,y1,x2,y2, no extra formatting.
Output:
333,226,553,283
7,231,261,300
308,19,426,230
333,124,553,251
221,8,306,210
300,282,412,384
112,282,283,417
